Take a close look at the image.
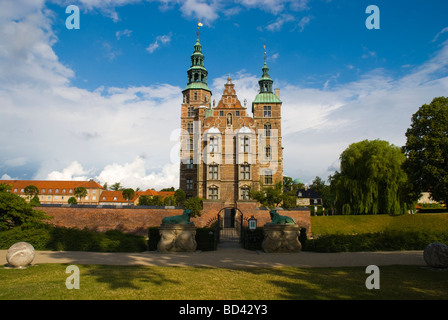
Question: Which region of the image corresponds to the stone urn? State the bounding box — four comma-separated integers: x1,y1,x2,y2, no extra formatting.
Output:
157,224,197,253
262,224,302,253
6,242,35,268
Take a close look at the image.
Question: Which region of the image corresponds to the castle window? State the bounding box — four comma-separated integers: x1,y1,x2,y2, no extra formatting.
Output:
240,163,250,180
208,164,218,180
265,145,272,160
187,122,193,134
209,136,219,154
186,178,193,190
241,187,250,200
236,111,240,116
264,106,271,117
240,136,250,153
187,106,194,117
264,172,273,185
219,111,224,116
186,158,193,169
264,123,271,137
188,138,193,150
208,186,218,200
194,92,198,100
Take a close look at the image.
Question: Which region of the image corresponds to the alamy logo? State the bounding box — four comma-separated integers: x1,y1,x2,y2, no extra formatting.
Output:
65,265,80,289
66,5,80,30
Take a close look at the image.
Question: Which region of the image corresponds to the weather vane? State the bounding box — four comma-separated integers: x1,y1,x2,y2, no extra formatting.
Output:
197,20,203,40
264,43,267,63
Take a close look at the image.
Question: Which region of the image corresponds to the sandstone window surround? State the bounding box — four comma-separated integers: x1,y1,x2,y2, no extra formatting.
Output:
240,163,250,180
208,186,219,200
264,105,271,117
208,163,219,180
240,136,250,153
241,187,250,200
187,106,194,117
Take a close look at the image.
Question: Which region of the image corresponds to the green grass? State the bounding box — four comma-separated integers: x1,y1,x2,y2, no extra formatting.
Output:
0,264,447,300
310,213,448,235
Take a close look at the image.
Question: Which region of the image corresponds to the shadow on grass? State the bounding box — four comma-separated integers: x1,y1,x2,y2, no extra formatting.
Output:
239,265,448,300
81,265,181,290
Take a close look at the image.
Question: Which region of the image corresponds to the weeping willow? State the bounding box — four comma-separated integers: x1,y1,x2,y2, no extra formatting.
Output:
331,140,412,215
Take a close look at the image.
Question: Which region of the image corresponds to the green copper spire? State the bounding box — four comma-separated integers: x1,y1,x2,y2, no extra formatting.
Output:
253,60,281,104
184,38,211,93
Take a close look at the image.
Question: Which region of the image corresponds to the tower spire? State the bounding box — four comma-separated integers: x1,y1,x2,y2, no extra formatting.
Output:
264,43,267,63
197,21,203,41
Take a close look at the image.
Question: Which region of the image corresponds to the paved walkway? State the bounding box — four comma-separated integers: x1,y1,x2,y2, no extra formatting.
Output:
1,243,425,268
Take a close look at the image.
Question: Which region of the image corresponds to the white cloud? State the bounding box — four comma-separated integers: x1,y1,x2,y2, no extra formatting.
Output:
46,161,93,181
432,27,448,43
297,15,312,32
179,0,219,23
146,33,172,54
115,29,132,40
95,157,179,190
265,14,295,32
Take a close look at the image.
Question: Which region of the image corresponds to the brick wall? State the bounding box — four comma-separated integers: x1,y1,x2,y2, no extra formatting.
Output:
40,202,311,237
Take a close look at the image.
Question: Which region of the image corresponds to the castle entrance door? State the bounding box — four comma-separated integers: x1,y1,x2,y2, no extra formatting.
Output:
217,207,243,244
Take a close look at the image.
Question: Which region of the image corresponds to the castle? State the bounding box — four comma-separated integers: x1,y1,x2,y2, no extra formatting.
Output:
179,37,283,211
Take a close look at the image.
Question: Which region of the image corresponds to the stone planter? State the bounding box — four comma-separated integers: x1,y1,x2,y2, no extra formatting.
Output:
262,224,301,253
157,224,197,252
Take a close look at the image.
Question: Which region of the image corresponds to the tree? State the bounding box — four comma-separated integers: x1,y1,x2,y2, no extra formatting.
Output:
402,97,448,207
122,188,135,205
250,182,284,209
160,187,175,191
137,195,151,206
174,189,186,205
163,195,176,206
68,197,78,205
24,185,39,200
330,139,413,215
110,182,124,191
184,196,203,217
310,176,335,213
0,184,50,230
74,187,87,203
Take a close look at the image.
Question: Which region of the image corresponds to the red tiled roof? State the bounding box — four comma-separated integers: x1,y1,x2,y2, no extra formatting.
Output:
0,179,103,195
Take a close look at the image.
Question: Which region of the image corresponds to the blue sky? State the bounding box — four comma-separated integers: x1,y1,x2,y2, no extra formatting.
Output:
1,0,448,190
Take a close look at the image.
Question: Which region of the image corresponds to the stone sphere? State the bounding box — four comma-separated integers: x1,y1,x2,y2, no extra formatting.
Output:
423,242,448,268
6,242,35,268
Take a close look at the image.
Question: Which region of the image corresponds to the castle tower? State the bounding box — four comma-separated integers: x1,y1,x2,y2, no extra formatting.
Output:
179,38,212,197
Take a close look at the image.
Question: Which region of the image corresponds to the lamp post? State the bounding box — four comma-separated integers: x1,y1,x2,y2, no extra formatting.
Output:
248,215,257,231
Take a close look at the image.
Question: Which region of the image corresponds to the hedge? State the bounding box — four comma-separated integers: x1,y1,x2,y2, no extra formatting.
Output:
305,230,448,252
0,226,147,252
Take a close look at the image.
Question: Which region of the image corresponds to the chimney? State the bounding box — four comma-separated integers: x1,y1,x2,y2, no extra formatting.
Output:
274,89,280,99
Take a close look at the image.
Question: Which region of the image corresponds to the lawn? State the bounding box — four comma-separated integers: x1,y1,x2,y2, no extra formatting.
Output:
310,213,448,235
0,264,447,300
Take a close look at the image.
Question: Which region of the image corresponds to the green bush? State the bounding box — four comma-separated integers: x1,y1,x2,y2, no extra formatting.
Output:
306,230,448,252
241,227,263,251
147,227,160,251
196,228,217,251
0,226,147,252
